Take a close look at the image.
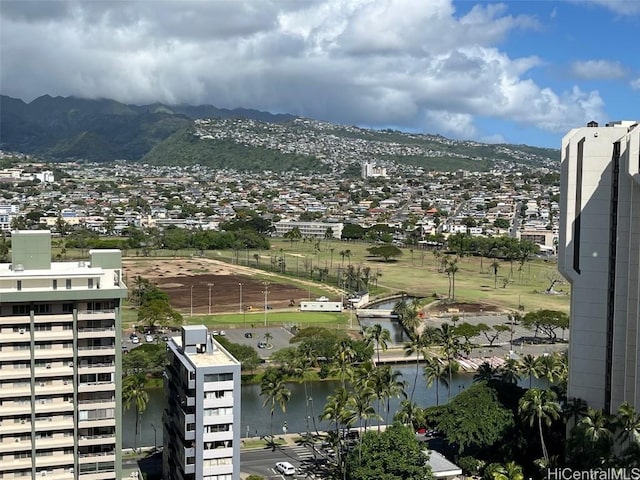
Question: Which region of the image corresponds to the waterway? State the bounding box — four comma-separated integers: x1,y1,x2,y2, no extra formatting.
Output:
123,366,546,448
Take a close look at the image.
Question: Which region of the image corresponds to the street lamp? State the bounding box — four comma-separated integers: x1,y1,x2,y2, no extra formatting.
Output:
151,423,158,451
263,281,270,328
238,283,243,314
207,283,214,315
190,285,194,317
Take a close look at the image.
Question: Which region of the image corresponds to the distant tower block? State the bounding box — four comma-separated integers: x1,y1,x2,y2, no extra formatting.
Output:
362,161,388,179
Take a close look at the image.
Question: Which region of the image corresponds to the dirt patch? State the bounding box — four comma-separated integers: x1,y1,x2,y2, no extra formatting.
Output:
123,258,309,314
428,302,502,314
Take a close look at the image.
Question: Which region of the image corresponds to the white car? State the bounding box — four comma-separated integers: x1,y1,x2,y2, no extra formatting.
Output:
145,334,154,343
131,335,140,344
275,461,296,476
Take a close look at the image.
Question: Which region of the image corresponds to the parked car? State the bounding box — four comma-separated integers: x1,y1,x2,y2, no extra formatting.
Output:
131,335,140,344
145,334,154,343
257,341,267,349
244,332,253,338
275,462,296,476
219,330,226,336
211,330,219,336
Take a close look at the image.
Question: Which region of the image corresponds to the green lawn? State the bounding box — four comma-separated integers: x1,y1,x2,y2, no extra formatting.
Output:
183,310,349,329
212,239,570,313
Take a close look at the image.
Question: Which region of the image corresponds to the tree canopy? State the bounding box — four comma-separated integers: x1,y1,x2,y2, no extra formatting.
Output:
345,423,433,480
367,245,403,262
425,381,515,454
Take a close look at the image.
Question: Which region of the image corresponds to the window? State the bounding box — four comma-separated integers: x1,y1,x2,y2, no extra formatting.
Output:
17,280,22,291
52,279,57,290
204,373,233,382
12,304,30,315
88,279,94,289
62,303,74,313
65,279,71,290
34,304,51,314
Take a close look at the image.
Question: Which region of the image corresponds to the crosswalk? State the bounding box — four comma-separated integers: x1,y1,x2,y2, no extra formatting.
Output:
286,445,314,461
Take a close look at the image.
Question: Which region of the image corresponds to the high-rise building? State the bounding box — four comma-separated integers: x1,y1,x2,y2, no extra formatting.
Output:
558,121,640,413
163,325,241,480
0,230,127,479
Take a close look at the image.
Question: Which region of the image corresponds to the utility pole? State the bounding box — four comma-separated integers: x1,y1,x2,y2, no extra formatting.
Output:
207,283,214,315
190,285,193,317
238,283,243,314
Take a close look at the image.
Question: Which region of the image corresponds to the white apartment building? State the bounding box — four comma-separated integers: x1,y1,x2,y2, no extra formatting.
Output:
273,221,344,239
361,161,387,179
163,326,241,480
558,120,640,413
0,231,127,479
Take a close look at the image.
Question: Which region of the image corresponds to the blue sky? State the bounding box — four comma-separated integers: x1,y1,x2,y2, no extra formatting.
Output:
1,0,638,148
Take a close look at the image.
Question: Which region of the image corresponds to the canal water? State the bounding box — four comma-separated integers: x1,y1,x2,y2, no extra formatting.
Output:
123,366,545,448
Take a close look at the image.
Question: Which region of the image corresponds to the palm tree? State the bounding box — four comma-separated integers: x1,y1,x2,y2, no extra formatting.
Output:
364,324,391,363
424,357,448,406
474,362,497,383
292,349,318,438
491,461,524,480
404,333,430,407
379,367,407,427
518,388,561,465
499,358,521,384
260,371,291,439
122,374,149,453
330,341,355,389
490,259,500,289
321,387,350,477
519,354,539,388
563,397,588,432
615,402,640,450
438,323,461,399
536,354,560,387
445,258,459,300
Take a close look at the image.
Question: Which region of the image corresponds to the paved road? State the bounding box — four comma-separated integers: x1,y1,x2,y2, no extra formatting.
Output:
241,443,330,479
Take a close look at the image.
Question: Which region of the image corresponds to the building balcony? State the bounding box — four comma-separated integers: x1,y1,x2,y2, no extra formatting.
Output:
34,349,74,360
0,438,32,454
77,399,116,411
32,314,74,323
35,382,75,396
78,382,115,394
0,422,32,436
0,368,32,380
78,327,116,339
202,446,234,460
78,418,116,430
34,400,76,415
1,457,32,470
0,314,31,325
0,349,31,362
35,363,74,377
77,310,116,321
34,417,74,431
203,431,234,443
1,331,33,342
77,472,116,480
34,330,74,341
0,402,32,416
78,363,115,375
78,452,116,464
33,453,75,468
35,436,75,450
78,433,116,447
0,386,30,399
77,345,115,357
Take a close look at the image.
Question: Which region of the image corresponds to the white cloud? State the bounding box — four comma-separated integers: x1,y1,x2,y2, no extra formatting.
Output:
631,77,640,90
570,60,627,80
0,0,605,144
577,0,640,15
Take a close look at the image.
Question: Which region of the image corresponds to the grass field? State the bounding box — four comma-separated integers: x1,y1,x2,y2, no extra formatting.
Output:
210,239,570,314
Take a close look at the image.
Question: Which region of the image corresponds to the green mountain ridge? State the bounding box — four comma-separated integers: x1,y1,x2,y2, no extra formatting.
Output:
0,94,559,171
